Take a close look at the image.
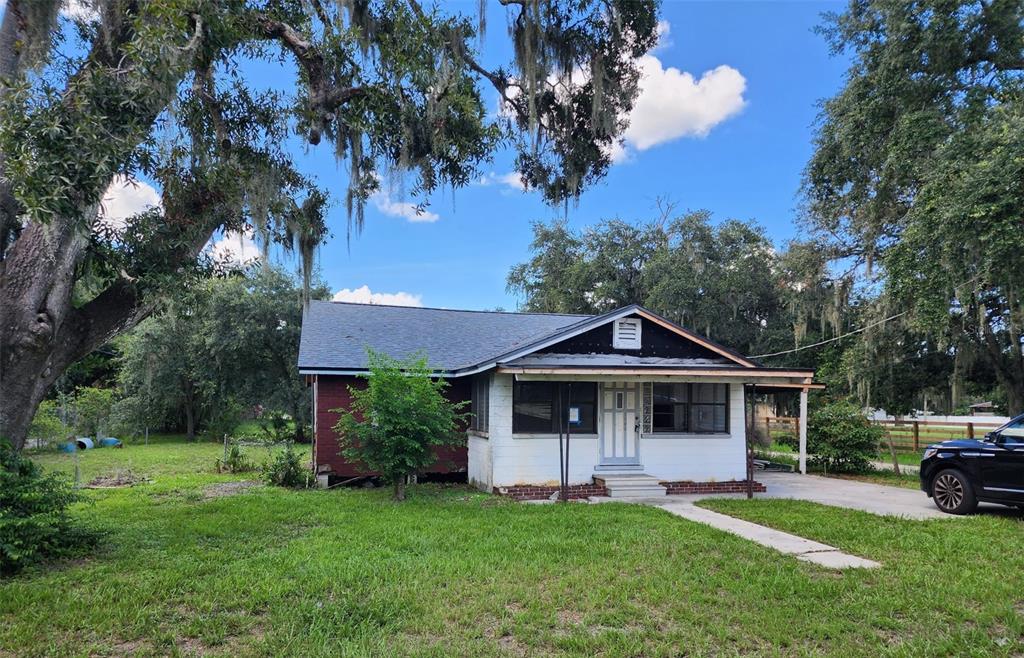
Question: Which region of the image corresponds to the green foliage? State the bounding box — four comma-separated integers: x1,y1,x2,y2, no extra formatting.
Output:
256,410,297,445
116,268,326,440
773,432,799,451
807,401,885,474
260,444,311,489
333,350,469,501
27,400,67,448
0,441,100,574
507,209,816,357
215,444,255,475
204,398,244,443
0,0,659,453
73,387,115,438
804,0,1024,413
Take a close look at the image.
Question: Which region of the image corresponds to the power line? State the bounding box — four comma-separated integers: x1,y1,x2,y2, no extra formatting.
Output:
752,273,986,360
750,310,909,359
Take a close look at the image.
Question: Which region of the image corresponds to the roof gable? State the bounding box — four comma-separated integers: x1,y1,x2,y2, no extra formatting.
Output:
535,315,725,361
488,305,757,370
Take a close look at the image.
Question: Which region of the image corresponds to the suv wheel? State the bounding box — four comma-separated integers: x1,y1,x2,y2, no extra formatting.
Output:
931,469,977,515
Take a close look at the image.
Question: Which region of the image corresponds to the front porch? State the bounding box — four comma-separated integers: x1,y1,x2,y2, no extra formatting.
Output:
470,369,818,497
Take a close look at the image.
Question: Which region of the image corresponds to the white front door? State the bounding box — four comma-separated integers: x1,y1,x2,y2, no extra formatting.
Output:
600,383,641,465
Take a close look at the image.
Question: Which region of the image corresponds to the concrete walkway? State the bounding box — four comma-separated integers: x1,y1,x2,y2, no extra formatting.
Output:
588,472,969,569
657,499,881,569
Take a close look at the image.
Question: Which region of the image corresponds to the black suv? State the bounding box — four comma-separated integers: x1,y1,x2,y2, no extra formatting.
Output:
920,413,1024,514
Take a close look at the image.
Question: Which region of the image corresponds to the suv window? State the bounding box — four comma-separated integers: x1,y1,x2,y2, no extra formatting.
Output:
998,418,1024,445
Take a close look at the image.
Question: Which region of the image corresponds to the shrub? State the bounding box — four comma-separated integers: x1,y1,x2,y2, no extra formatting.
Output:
261,444,310,488
204,398,244,443
256,410,294,444
773,432,799,450
27,400,68,449
74,387,115,438
333,349,468,501
807,400,884,473
0,441,101,574
215,445,255,474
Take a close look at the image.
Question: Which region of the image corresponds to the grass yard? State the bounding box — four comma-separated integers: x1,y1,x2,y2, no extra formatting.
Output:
3,441,1023,656
28,434,309,487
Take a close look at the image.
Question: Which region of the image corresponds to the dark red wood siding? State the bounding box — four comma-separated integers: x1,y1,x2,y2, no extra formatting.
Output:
313,374,470,477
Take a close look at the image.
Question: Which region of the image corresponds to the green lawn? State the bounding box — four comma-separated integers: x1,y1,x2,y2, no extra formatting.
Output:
28,433,307,487
3,442,1022,656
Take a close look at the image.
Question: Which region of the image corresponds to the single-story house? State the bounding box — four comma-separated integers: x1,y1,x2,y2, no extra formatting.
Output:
298,302,819,498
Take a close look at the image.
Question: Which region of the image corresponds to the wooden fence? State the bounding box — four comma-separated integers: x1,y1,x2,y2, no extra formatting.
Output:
764,416,1005,454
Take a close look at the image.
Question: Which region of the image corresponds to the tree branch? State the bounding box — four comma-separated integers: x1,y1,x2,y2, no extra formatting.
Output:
255,14,363,144
405,0,519,109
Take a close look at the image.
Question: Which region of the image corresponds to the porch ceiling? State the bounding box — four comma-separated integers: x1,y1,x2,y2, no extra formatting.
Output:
500,368,822,389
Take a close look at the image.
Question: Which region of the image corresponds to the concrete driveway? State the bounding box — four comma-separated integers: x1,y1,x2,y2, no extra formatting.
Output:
756,472,1017,520
754,472,943,519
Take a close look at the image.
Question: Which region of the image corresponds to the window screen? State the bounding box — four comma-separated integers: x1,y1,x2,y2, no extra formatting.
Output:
513,382,597,434
651,383,728,433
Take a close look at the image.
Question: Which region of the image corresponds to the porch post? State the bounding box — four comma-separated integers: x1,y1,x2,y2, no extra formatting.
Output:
798,387,808,475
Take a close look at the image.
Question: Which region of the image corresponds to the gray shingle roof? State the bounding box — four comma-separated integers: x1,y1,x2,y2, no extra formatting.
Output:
298,301,591,373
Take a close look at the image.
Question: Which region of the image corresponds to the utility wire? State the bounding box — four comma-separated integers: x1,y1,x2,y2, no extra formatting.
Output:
752,273,986,360
750,310,909,359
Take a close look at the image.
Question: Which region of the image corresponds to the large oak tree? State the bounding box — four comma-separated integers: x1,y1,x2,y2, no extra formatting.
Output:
0,0,658,450
804,0,1024,413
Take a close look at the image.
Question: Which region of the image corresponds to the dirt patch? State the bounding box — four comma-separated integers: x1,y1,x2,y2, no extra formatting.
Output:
556,609,582,626
109,638,145,656
86,469,148,489
497,633,529,656
202,480,261,499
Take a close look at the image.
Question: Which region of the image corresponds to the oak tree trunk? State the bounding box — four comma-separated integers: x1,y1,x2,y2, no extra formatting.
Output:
0,219,150,450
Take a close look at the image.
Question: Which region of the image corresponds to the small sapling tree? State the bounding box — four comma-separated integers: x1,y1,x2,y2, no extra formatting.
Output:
333,350,468,501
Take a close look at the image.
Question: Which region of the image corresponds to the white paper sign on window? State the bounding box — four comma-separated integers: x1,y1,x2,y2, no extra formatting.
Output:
568,407,581,424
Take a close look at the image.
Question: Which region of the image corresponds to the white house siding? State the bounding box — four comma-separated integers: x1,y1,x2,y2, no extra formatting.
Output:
467,434,492,490
480,374,749,489
638,383,747,482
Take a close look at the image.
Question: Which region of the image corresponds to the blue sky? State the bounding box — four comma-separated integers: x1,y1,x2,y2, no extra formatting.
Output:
88,2,851,311
314,1,851,311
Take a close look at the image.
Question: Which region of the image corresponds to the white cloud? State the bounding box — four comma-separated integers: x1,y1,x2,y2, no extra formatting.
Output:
332,285,423,307
209,228,260,269
370,176,439,222
498,20,745,165
477,171,527,192
622,55,747,152
654,19,673,51
61,0,98,21
95,174,162,234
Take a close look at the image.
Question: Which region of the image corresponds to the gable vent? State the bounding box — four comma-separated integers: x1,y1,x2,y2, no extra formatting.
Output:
613,318,642,350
